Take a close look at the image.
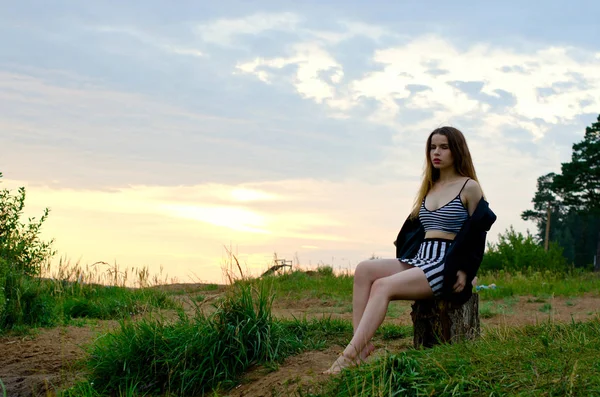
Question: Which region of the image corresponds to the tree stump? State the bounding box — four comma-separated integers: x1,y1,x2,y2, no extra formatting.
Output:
410,293,480,349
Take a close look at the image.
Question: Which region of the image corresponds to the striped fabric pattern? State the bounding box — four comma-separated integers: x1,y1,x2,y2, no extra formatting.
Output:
419,195,469,234
403,238,451,295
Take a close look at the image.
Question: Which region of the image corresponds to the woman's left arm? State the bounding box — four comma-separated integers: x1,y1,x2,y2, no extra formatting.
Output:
454,179,485,293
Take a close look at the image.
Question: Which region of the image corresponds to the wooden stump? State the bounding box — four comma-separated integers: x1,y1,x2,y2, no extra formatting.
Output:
410,293,480,349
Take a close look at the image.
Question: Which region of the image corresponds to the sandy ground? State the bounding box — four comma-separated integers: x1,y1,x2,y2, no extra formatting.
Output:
1,287,599,397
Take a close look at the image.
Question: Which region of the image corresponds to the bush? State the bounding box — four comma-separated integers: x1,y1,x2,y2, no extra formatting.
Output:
0,172,55,277
481,226,569,274
0,258,7,316
0,172,56,330
316,265,334,277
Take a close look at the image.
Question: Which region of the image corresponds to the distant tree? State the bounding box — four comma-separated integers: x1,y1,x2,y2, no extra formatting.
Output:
522,114,600,271
521,172,562,242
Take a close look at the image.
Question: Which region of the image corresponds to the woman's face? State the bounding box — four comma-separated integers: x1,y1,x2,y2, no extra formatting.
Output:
430,133,454,169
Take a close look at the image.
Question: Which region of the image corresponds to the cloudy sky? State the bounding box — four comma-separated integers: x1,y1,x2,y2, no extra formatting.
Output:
1,1,599,285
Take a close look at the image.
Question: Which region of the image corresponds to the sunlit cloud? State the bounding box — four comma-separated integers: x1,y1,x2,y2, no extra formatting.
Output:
161,204,271,234
238,34,600,137
230,188,281,202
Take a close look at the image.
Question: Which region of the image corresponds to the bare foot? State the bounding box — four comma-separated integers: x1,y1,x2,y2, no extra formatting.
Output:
358,342,375,363
323,354,355,375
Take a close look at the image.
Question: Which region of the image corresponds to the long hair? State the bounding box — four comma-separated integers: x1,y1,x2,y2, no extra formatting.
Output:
409,126,482,219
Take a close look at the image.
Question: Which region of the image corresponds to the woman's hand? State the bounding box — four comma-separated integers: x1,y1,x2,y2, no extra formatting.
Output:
453,270,467,293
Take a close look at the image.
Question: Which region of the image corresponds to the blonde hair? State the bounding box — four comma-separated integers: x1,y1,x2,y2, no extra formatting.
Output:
409,126,481,219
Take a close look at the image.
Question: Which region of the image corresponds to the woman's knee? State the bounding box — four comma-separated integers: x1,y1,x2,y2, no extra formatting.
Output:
370,278,391,298
354,260,372,282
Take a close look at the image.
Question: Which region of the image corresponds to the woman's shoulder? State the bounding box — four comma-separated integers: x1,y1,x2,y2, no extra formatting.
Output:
462,178,483,201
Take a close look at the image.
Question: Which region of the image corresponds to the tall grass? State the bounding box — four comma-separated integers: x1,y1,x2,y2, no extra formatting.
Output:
72,279,353,396
1,259,177,333
312,317,600,396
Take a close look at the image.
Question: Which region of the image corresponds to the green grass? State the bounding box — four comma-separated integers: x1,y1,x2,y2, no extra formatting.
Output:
255,267,600,306
200,283,219,291
44,267,600,396
385,302,407,319
74,279,354,396
309,317,600,396
194,294,205,302
376,323,412,340
476,270,600,301
0,275,178,334
479,301,499,318
258,267,353,302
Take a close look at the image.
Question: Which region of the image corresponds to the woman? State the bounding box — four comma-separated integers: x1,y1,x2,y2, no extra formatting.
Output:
324,126,497,374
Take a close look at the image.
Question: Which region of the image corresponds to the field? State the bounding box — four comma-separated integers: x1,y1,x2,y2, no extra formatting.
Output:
1,268,600,396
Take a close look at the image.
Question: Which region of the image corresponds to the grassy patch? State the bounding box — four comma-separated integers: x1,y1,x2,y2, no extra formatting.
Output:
1,257,179,334
61,284,175,320
476,270,600,301
200,283,219,291
0,277,177,335
194,294,205,303
566,299,577,307
258,267,353,302
308,318,600,396
73,280,354,396
479,302,499,319
376,323,412,340
385,302,407,319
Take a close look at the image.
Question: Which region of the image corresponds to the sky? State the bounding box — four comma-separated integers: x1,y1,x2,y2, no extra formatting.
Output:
1,1,599,285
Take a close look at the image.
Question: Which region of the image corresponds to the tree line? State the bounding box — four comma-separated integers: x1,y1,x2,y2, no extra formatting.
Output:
521,114,600,271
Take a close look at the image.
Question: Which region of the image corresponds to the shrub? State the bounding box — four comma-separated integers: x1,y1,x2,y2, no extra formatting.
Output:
481,226,569,274
0,258,7,316
316,265,334,277
0,172,56,329
0,172,55,277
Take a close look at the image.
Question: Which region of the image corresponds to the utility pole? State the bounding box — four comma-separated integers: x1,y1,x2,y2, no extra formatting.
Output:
544,206,551,252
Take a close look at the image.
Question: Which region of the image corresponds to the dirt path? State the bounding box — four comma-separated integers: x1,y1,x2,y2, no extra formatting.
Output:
1,293,598,397
0,321,119,397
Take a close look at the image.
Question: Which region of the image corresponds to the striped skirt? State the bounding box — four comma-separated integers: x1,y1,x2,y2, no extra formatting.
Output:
401,238,452,296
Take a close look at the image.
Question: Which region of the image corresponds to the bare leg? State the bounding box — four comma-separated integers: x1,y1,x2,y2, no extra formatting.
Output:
352,259,413,360
325,267,432,374
352,260,412,330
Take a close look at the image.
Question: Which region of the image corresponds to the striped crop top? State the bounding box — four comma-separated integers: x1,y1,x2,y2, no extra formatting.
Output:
419,179,470,234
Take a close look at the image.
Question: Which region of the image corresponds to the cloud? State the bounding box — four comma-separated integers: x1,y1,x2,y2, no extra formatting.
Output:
1,67,404,191
93,26,205,58
195,12,398,49
237,42,344,104
195,12,302,47
237,34,600,139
